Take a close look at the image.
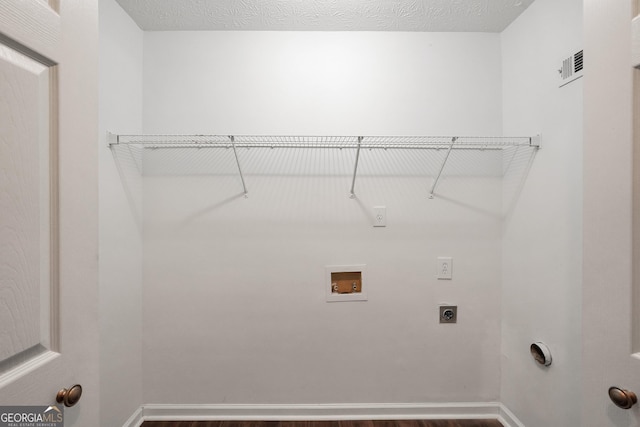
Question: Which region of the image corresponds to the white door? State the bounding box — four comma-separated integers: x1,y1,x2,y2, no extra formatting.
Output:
0,0,99,425
583,0,640,425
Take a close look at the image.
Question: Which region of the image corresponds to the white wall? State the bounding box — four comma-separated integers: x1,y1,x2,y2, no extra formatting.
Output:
98,0,144,425
142,31,501,136
141,32,506,405
500,0,583,425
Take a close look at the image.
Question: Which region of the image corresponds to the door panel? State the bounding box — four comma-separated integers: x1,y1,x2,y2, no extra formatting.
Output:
0,0,59,63
0,1,98,425
0,41,54,370
633,0,640,360
583,0,640,425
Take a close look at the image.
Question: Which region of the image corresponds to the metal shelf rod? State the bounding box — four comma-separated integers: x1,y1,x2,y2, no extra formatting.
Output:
136,144,510,151
229,136,248,198
349,136,363,199
429,137,457,199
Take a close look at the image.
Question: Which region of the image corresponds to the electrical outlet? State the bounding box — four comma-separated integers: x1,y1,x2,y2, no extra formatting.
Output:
437,256,452,280
440,305,457,323
373,206,386,227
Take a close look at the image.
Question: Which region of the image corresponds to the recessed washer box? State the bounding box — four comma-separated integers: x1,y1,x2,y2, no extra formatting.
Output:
325,264,367,302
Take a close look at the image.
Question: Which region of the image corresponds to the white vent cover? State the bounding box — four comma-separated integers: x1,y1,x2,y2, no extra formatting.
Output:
558,49,583,87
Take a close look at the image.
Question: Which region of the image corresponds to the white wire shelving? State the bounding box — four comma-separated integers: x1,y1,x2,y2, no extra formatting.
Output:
108,133,540,199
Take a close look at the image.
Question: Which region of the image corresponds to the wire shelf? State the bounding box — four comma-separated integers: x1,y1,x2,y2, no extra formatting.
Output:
110,134,539,151
108,133,540,199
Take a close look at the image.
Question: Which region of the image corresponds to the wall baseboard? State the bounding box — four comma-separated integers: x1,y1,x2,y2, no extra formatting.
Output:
497,404,525,427
122,403,524,427
122,406,144,427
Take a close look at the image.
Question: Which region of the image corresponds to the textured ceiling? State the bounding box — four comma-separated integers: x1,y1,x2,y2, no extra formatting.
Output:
115,0,536,32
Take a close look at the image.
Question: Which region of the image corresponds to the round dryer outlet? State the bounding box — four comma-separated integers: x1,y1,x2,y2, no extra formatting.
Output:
439,305,457,323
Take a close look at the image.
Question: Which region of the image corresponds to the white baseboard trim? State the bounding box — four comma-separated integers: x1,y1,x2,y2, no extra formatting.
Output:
123,403,524,426
497,404,526,427
122,406,144,427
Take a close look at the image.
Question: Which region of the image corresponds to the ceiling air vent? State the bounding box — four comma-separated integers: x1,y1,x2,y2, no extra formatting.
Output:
558,49,583,88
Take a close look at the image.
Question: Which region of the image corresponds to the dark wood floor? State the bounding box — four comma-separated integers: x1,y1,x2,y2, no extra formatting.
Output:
142,420,503,427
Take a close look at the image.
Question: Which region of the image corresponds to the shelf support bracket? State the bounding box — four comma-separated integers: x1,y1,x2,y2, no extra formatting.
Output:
530,134,541,148
429,136,457,199
107,131,119,147
349,136,363,199
229,135,248,198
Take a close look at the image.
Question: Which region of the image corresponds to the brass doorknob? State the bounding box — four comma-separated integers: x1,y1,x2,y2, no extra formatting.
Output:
608,386,637,409
56,384,82,407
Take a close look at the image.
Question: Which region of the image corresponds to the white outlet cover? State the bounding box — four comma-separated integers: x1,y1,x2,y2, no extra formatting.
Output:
437,257,453,280
373,206,386,227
